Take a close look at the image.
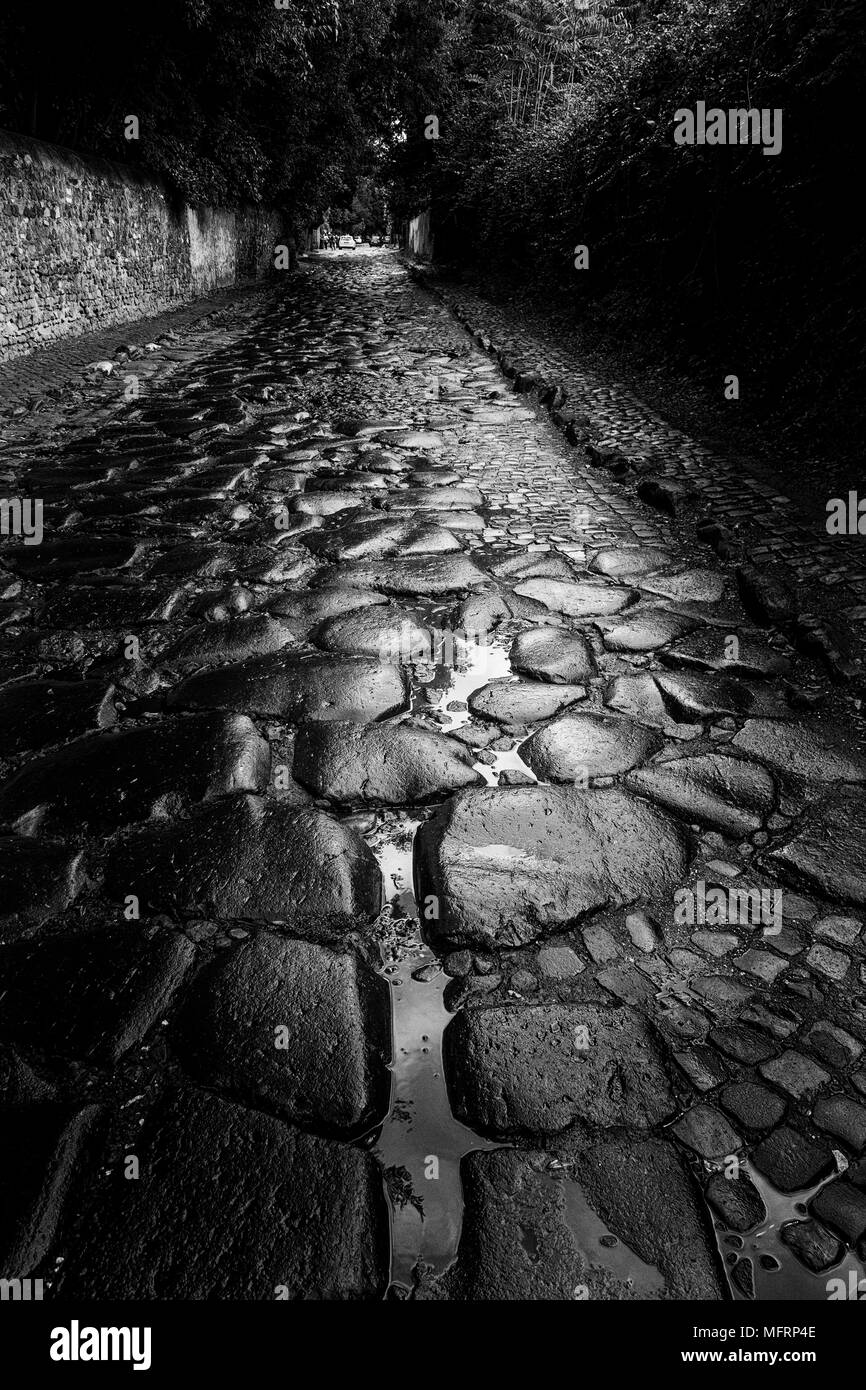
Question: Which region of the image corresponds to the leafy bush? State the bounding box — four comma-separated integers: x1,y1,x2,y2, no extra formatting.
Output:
418,0,864,442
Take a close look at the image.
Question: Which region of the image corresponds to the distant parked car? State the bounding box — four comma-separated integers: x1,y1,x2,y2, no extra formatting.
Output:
370,234,382,246
337,234,356,249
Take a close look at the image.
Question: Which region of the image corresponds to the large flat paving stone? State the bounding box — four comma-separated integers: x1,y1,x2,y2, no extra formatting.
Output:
0,680,117,757
0,836,83,938
509,627,597,683
293,721,482,804
0,926,195,1063
105,793,381,928
168,652,407,721
0,713,269,835
590,547,674,579
603,608,698,653
608,669,764,726
37,582,184,630
660,629,791,679
625,753,775,836
0,1105,104,1277
468,679,586,725
732,718,866,783
266,586,389,624
321,554,488,596
3,536,141,580
434,1143,723,1300
604,672,670,725
416,784,689,950
641,568,726,604
445,1003,675,1135
654,670,765,721
386,485,483,511
307,515,461,560
173,933,390,1136
159,615,302,671
314,606,431,661
522,712,662,781
513,579,636,618
291,490,365,515
56,1087,388,1299
766,786,866,906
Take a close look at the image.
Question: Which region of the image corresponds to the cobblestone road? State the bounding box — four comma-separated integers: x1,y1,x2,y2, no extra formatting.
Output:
1,249,865,1302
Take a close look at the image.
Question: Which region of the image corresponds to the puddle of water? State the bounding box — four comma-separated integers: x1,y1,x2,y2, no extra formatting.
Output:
713,1157,866,1301
474,739,537,787
543,1171,667,1296
368,813,498,1294
412,631,512,734
407,629,541,786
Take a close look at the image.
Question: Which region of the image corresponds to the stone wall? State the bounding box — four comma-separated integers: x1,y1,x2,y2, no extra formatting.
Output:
0,129,290,363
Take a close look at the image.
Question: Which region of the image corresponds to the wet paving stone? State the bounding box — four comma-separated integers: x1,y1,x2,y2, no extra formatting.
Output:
322,553,488,596
0,713,269,835
293,721,482,805
512,577,636,618
709,1024,779,1066
640,568,726,605
0,679,117,757
308,514,462,561
38,583,186,628
603,607,699,652
732,718,866,783
509,627,597,683
3,536,142,580
313,605,430,659
167,651,408,721
810,1179,866,1245
653,670,764,721
416,784,689,950
266,585,389,624
429,1142,723,1300
0,925,194,1064
660,629,792,679
625,753,775,836
386,485,482,512
522,712,662,781
767,785,866,906
104,794,381,928
468,678,586,724
671,1104,743,1160
445,1003,675,1135
56,1087,388,1299
591,547,673,578
0,1104,104,1277
719,1081,787,1133
159,615,302,671
0,837,84,938
705,1170,766,1231
750,1125,835,1192
812,1095,866,1152
172,933,390,1136
758,1049,831,1102
780,1218,845,1273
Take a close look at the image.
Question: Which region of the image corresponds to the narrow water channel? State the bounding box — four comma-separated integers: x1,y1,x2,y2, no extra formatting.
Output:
369,816,499,1294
